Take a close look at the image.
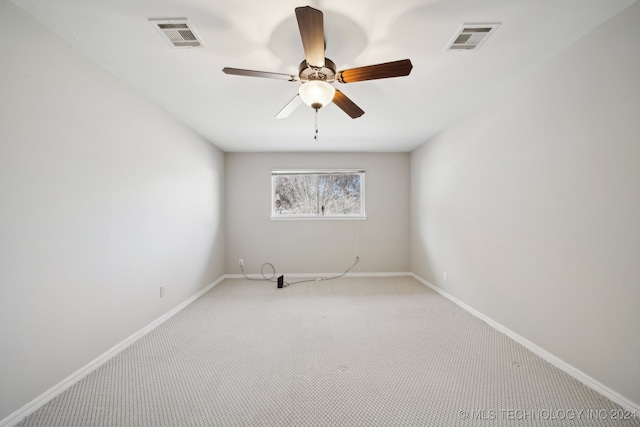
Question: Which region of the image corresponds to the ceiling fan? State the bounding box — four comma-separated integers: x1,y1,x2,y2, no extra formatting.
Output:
222,6,413,119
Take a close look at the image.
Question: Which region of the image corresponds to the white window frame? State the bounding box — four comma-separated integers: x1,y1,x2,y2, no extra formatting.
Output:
271,169,366,220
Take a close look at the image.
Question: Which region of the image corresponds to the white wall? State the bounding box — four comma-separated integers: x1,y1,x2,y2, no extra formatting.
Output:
226,152,410,275
0,2,225,421
411,2,640,407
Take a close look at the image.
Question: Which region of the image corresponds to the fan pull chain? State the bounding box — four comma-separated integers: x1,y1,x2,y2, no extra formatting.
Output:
314,108,319,141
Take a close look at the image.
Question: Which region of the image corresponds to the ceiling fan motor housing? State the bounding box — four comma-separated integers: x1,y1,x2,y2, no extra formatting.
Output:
298,58,336,82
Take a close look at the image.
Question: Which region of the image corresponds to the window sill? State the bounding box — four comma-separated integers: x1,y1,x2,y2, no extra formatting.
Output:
270,216,367,221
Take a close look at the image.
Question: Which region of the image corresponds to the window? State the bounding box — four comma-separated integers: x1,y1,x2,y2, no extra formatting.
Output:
272,170,365,219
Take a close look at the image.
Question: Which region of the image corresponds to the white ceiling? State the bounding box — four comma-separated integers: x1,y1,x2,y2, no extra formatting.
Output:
12,0,635,152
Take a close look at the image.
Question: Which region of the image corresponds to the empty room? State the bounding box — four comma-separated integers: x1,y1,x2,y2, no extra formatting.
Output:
1,0,639,425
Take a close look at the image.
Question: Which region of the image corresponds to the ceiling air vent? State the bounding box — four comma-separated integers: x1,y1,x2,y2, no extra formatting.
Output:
149,18,205,48
445,23,500,51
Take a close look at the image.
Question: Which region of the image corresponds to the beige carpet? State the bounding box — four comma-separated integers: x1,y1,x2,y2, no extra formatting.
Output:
17,276,640,426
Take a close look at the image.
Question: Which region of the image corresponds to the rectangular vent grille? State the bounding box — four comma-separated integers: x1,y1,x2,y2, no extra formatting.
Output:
446,24,499,51
149,18,204,48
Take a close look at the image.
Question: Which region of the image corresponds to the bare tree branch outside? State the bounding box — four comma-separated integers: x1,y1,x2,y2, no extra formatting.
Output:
272,171,364,217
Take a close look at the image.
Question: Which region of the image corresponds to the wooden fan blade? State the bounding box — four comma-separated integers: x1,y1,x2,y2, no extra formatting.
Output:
336,59,413,83
222,67,298,81
333,90,364,119
275,95,303,119
295,6,325,68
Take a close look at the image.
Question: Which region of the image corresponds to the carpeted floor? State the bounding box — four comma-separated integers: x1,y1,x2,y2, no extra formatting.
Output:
16,276,640,426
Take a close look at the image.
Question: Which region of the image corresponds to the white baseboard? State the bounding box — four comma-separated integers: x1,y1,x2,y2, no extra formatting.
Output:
347,272,412,278
410,273,640,414
0,275,226,427
225,272,412,280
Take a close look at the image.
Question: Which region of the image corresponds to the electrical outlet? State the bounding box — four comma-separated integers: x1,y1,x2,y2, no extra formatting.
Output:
160,286,165,298
239,258,244,266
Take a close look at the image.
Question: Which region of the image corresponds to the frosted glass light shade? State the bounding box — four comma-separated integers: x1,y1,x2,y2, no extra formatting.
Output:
298,80,335,109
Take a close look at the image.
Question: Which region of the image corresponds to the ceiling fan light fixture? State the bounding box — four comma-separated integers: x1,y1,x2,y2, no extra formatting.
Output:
298,80,335,109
